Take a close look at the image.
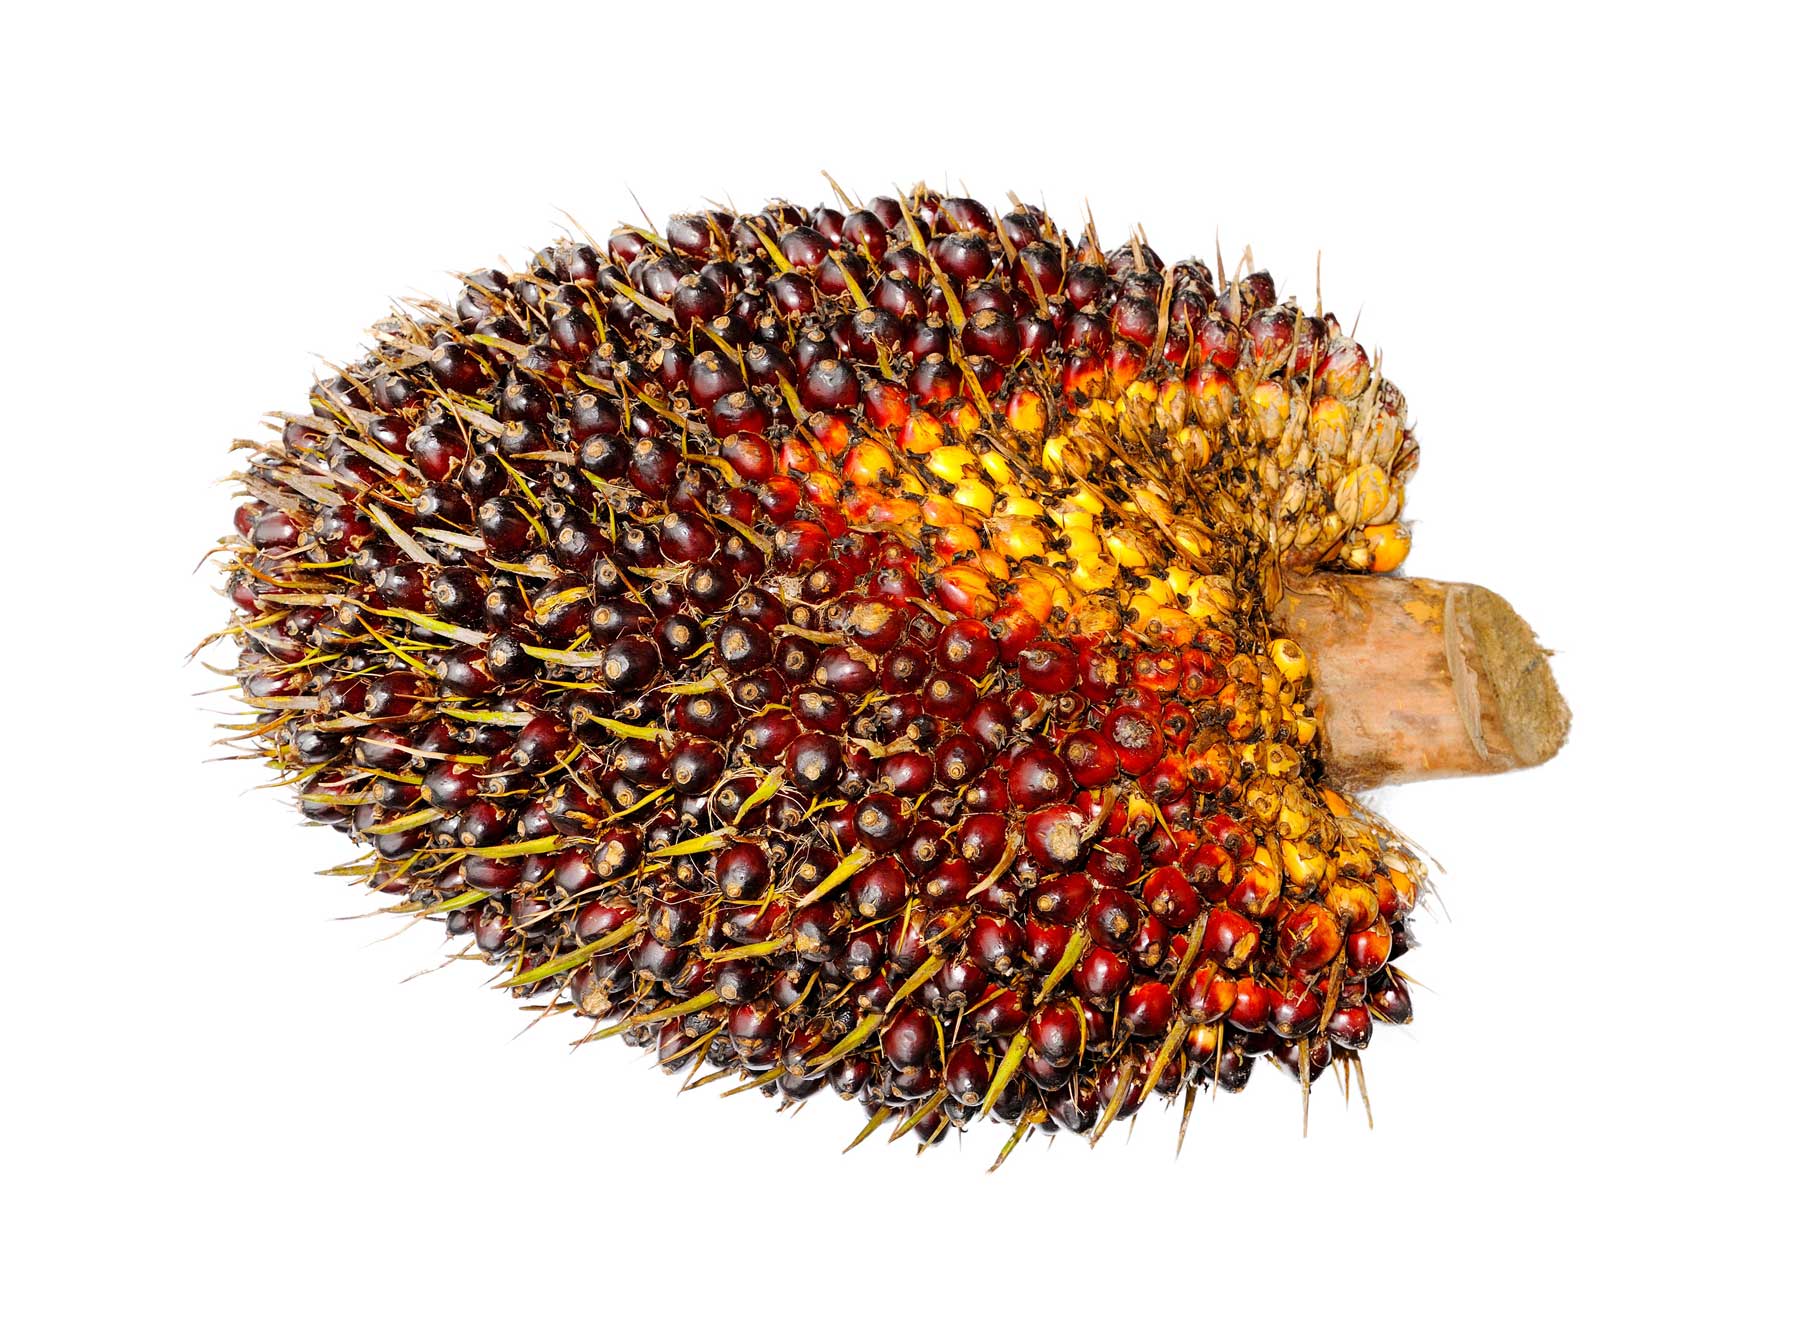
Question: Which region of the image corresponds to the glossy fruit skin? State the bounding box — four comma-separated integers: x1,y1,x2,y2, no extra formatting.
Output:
218,183,1428,1156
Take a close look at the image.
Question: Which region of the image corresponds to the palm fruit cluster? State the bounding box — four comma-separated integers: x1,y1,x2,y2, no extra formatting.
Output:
213,183,1428,1154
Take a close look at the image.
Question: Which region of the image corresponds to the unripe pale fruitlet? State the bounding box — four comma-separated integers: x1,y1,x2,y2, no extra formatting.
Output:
211,181,1440,1160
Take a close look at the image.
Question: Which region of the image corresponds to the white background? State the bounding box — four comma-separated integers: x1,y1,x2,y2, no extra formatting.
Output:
5,3,1795,1313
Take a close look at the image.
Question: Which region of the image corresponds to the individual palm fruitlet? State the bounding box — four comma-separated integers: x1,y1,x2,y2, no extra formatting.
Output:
210,182,1550,1157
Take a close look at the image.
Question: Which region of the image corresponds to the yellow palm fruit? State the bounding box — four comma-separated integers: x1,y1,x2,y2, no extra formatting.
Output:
1175,424,1213,469
1142,608,1197,646
1310,395,1354,455
1280,838,1328,892
1070,557,1119,593
900,410,944,453
1268,638,1309,684
926,446,978,482
996,492,1045,518
1364,521,1411,572
933,524,983,558
950,479,995,516
978,451,1011,485
1263,743,1302,778
1105,530,1151,570
1010,575,1056,624
1005,388,1048,434
1247,379,1290,441
843,440,896,488
918,493,965,529
1334,464,1393,527
991,518,1050,561
1063,525,1102,563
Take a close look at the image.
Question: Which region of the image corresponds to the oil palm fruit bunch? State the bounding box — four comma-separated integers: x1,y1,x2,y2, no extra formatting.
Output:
210,183,1564,1157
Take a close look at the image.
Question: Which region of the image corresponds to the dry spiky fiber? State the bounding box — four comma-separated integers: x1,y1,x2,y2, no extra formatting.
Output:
212,184,1470,1157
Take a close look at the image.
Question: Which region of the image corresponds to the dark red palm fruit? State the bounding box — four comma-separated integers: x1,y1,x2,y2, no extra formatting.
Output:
1201,907,1260,970
1211,1042,1256,1093
1228,979,1274,1033
838,598,907,652
1074,946,1131,1003
1022,1051,1070,1090
812,646,878,696
1121,982,1175,1037
928,618,1000,680
728,999,781,1057
969,916,1022,976
961,308,1020,365
589,828,643,885
713,842,770,901
657,510,718,564
1027,1000,1083,1064
462,854,524,893
878,642,929,694
1270,980,1324,1040
1345,922,1394,978
1031,873,1094,925
600,635,659,693
785,732,844,796
1100,704,1164,777
509,715,570,770
921,857,973,907
1085,888,1142,948
793,688,849,734
840,208,887,259
928,957,988,1014
876,749,934,797
963,769,1010,813
933,733,988,789
1326,1005,1373,1051
667,738,725,794
1278,903,1344,976
848,855,909,919
715,618,774,674
612,741,670,790
969,988,1028,1041
790,902,845,963
1022,919,1072,973
1005,740,1073,810
1022,804,1089,872
1059,729,1118,788
799,357,860,411
898,818,949,873
420,760,481,810
1143,866,1201,927
1200,812,1257,864
827,1053,875,1101
880,1007,935,1069
1177,967,1234,1024
923,671,978,721
944,1042,990,1107
1185,841,1236,903
1110,296,1160,348
964,695,1013,753
880,908,931,975
1368,971,1414,1025
837,927,886,983
1127,914,1168,972
955,813,1010,870
1074,841,1133,893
